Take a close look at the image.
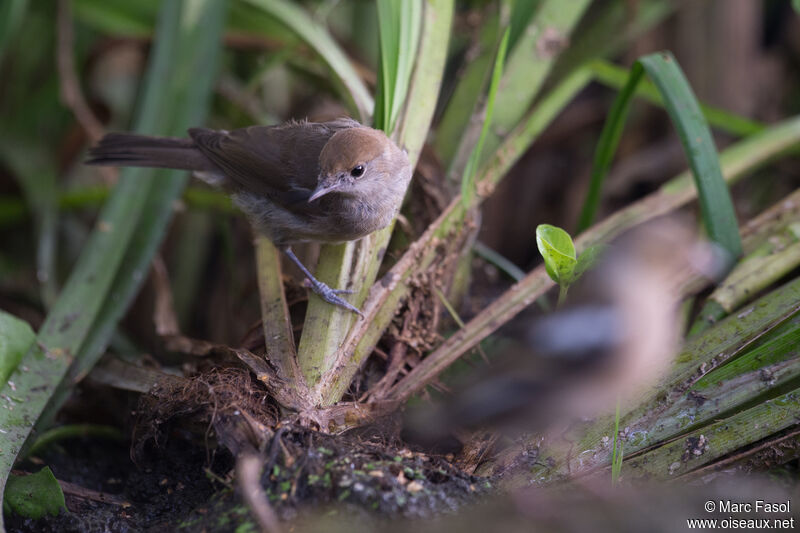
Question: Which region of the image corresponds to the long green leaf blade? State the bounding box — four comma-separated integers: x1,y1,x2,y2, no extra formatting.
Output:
577,63,645,231
242,0,373,122
589,60,765,137
0,311,34,385
639,52,742,259
374,0,422,132
577,52,743,262
0,2,227,529
461,27,510,207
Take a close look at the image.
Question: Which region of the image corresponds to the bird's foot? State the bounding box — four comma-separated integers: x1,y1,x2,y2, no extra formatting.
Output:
303,278,363,317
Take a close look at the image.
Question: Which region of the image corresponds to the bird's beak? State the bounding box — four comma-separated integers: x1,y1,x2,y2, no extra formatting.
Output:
308,177,340,202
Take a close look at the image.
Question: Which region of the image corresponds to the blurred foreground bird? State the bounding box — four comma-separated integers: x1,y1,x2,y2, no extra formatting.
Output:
404,219,720,444
86,118,412,315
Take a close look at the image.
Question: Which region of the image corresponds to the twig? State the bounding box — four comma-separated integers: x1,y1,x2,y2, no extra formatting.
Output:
56,0,105,143
152,255,180,337
56,0,116,183
237,453,282,533
59,479,130,508
264,426,287,477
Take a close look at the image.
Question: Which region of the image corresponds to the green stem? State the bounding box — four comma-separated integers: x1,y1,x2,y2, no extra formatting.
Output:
557,285,569,308
610,397,623,486
27,424,123,458
311,0,454,406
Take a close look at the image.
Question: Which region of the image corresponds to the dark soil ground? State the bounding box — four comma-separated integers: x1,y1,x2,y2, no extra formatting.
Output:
5,423,486,532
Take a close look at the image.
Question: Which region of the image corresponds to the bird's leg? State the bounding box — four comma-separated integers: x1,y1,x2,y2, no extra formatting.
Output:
282,247,363,317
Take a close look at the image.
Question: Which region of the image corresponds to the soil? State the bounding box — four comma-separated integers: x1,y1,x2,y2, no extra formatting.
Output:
5,424,486,532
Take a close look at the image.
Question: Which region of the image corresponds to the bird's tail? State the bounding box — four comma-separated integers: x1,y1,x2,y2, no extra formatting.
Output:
86,132,214,171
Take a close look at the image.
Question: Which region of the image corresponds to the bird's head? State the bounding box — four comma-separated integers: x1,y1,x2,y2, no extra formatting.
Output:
309,126,410,203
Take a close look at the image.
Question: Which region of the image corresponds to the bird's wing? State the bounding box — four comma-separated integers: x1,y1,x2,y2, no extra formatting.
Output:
188,119,359,205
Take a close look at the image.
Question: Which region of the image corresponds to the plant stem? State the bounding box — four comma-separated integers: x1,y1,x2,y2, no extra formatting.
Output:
557,285,569,308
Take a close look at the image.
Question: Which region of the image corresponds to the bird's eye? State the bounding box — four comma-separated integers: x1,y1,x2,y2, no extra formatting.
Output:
350,165,365,178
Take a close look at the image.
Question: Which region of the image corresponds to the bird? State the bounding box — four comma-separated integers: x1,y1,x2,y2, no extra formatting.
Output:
403,219,715,445
86,118,413,315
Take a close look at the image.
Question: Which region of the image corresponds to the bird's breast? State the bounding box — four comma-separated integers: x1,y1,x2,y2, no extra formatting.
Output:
329,197,392,240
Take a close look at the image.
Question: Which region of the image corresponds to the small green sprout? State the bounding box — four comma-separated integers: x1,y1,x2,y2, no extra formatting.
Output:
611,398,624,486
536,224,604,306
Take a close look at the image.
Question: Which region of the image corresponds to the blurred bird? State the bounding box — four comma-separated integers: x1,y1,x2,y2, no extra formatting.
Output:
86,118,412,314
404,219,720,444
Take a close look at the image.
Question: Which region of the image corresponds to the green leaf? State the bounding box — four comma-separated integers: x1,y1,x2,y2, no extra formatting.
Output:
577,52,743,266
374,0,422,132
548,0,676,88
506,0,542,53
0,142,58,307
36,0,229,434
588,60,765,137
577,62,645,232
3,467,65,519
0,310,35,384
473,241,526,282
639,52,742,260
433,12,499,166
482,0,591,161
27,424,123,458
242,0,373,122
0,2,227,529
536,224,577,285
794,0,800,13
461,27,510,207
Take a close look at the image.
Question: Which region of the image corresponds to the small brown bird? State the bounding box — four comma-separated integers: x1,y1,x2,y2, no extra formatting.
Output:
86,118,412,314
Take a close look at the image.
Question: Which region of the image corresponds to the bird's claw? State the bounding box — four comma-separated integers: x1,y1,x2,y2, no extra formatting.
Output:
305,279,363,317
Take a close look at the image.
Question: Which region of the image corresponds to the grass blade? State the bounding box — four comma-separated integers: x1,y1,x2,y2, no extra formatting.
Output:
72,0,158,37
433,12,499,167
374,0,422,132
446,0,590,185
589,60,765,137
0,143,58,307
461,28,510,207
0,2,227,527
479,0,591,161
639,52,742,259
242,0,374,122
36,0,229,433
547,0,676,86
473,241,526,282
625,382,800,480
577,62,645,232
578,52,743,263
0,310,35,384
